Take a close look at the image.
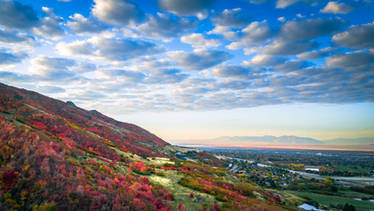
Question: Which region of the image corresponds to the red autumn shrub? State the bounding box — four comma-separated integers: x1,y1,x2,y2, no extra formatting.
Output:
2,170,18,191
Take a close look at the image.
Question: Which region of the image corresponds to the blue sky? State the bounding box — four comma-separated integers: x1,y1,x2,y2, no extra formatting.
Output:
0,0,373,142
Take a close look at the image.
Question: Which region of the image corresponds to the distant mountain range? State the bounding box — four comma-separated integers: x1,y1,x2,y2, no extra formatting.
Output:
324,137,374,145
211,136,325,144
173,136,374,150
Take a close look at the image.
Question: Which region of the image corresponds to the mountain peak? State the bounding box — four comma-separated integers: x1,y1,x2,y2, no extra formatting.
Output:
66,100,77,107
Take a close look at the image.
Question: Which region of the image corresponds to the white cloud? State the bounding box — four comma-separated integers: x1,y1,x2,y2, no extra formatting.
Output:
296,13,304,18
67,13,108,34
250,54,286,66
145,69,189,84
224,21,272,53
0,48,27,65
1,0,373,112
97,69,146,83
33,7,65,40
136,13,197,40
223,21,272,52
158,0,215,16
57,40,94,57
296,47,335,59
240,21,272,45
181,33,221,48
0,29,34,44
57,36,164,62
212,8,251,28
226,42,241,50
92,0,144,26
249,0,268,4
278,18,343,41
168,49,231,70
263,40,319,55
212,65,252,79
196,11,208,20
278,17,286,22
29,56,76,79
326,52,374,68
276,0,307,8
332,22,374,49
320,1,354,14
0,0,39,30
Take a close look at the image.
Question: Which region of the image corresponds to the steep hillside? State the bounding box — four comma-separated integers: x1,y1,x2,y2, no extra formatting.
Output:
0,83,288,210
0,83,168,158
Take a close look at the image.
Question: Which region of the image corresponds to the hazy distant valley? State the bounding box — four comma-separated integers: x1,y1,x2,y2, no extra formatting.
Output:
173,136,374,151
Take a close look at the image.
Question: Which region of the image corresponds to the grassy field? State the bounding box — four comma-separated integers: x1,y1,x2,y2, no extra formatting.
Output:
289,191,374,211
148,170,218,211
340,190,374,199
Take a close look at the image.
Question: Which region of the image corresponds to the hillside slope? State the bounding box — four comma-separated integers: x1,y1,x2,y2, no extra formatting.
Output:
0,83,168,157
0,82,287,210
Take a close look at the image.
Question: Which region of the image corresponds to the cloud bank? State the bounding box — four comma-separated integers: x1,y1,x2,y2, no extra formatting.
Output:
0,0,373,114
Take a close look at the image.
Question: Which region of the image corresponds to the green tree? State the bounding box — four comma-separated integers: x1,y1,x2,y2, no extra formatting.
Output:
343,203,356,211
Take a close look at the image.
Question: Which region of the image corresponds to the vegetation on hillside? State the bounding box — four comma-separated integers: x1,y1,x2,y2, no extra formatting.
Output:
0,83,289,210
